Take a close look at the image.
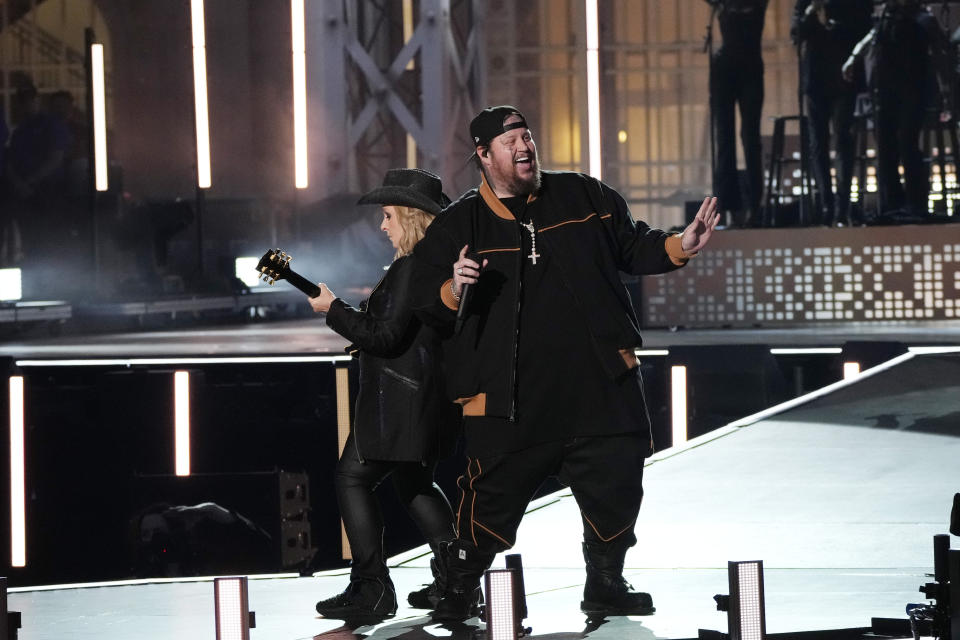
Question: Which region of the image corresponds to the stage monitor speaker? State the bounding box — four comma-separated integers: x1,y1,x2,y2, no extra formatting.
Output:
130,470,315,577
667,345,789,438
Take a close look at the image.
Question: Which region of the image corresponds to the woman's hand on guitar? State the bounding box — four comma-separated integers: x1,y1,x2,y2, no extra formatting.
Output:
309,283,336,313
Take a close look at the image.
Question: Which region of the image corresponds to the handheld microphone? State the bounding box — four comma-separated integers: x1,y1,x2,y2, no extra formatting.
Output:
454,251,481,334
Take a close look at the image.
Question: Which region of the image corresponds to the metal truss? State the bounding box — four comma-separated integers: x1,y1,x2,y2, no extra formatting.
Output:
311,0,484,199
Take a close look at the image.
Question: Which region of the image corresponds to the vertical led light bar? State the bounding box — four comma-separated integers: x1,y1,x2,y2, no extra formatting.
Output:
90,43,109,191
485,569,519,640
728,560,766,640
403,0,417,168
9,376,25,568
291,0,308,189
174,371,191,477
584,0,602,179
671,365,687,447
191,0,212,189
843,362,861,379
335,367,352,559
214,576,251,640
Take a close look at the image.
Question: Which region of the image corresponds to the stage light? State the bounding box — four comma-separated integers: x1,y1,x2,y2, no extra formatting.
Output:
485,568,519,640
291,0,308,189
174,371,190,477
713,561,766,640
214,576,255,640
0,269,22,302
9,377,25,568
585,0,601,179
191,0,212,189
234,257,262,288
843,361,860,379
91,43,109,191
671,365,687,447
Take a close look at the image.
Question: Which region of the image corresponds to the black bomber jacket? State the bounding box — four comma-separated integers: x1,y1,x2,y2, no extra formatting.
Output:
412,170,694,421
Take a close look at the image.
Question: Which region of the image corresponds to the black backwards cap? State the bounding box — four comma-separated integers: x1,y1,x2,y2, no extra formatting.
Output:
470,105,528,149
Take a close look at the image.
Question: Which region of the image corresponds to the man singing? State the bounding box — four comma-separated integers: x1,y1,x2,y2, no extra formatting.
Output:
413,105,720,621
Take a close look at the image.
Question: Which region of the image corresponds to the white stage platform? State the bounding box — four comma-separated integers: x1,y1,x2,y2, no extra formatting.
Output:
7,352,959,639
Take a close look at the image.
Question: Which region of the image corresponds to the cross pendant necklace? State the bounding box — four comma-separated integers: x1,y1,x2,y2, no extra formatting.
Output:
521,220,540,265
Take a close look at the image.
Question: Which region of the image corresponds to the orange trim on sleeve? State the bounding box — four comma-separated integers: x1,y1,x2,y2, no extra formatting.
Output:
456,393,487,417
665,233,697,266
440,278,460,311
619,348,639,370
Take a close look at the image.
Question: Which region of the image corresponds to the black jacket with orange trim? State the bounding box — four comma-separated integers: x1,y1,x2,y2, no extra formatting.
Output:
412,170,694,421
326,255,460,462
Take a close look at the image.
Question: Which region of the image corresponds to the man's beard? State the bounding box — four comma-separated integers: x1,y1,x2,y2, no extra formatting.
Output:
506,151,542,196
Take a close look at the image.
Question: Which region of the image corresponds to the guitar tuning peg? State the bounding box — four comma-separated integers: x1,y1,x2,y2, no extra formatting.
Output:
269,276,277,285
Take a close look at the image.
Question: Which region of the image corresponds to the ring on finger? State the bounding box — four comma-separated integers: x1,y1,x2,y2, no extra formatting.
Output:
457,267,463,275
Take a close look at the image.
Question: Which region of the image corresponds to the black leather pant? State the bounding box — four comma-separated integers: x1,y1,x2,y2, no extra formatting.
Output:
336,432,455,581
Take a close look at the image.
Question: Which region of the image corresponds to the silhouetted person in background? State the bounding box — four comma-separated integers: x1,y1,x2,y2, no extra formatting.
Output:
843,0,953,219
0,107,16,266
5,85,70,265
707,0,769,227
792,0,874,227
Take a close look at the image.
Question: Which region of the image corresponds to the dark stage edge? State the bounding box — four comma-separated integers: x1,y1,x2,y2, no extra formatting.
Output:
1,318,960,360
8,350,959,639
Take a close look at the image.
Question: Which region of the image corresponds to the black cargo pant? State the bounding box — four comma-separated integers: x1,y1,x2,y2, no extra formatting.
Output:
448,432,647,579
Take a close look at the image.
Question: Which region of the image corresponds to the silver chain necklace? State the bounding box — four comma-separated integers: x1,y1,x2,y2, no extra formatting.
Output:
520,220,540,265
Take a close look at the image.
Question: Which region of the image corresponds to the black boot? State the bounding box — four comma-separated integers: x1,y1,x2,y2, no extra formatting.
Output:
408,542,449,609
315,576,398,620
580,539,655,617
431,541,491,623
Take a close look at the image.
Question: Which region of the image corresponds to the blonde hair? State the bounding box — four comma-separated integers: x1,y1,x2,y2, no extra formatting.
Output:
393,205,435,258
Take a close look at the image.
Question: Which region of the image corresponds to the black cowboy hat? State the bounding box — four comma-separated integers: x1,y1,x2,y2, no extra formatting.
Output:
357,168,451,216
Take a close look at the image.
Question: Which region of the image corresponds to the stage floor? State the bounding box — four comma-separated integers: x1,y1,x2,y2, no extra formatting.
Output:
9,350,959,639
2,317,960,359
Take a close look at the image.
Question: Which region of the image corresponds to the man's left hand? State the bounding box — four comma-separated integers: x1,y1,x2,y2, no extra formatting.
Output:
681,196,720,254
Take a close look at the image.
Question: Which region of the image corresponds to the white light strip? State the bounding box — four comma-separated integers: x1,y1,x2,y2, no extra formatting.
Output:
91,43,109,191
671,365,687,447
191,0,212,189
843,361,860,379
585,0,601,179
9,376,25,567
291,0,308,189
16,355,351,367
769,348,843,355
9,572,299,593
174,371,190,476
908,346,960,354
634,349,669,357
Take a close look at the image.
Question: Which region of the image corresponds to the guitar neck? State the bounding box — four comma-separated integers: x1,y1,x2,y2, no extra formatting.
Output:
283,269,321,298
